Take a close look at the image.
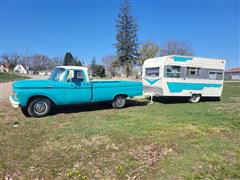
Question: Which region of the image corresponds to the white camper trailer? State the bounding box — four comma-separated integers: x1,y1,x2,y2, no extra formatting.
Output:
142,55,226,103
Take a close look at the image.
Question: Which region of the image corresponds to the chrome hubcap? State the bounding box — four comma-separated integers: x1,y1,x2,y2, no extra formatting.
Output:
192,95,200,102
33,101,47,114
116,98,124,106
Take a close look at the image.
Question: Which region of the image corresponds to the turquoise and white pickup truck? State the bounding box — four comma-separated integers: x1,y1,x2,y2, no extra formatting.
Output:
9,66,143,117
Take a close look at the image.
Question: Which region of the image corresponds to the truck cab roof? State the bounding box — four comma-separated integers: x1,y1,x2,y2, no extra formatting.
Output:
57,66,88,71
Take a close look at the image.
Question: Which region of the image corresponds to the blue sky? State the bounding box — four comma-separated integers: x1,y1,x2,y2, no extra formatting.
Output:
1,0,239,68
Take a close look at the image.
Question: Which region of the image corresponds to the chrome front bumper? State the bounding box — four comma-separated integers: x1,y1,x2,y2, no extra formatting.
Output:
9,95,20,108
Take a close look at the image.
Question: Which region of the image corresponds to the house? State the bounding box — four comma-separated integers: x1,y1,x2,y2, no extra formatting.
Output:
0,64,9,73
225,67,240,80
13,64,27,74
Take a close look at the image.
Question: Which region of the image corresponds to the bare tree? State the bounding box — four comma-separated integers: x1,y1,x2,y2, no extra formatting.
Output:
30,54,54,73
161,40,193,56
52,57,63,66
1,53,61,73
139,39,161,64
102,55,117,78
1,53,24,69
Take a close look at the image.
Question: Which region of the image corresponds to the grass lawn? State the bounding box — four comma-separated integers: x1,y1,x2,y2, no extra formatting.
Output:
0,83,239,179
0,72,29,83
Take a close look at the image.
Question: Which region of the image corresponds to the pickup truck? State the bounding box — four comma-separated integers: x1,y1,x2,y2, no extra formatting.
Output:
9,66,143,117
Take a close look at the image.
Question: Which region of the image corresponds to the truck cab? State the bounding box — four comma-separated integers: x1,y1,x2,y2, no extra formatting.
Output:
9,66,143,117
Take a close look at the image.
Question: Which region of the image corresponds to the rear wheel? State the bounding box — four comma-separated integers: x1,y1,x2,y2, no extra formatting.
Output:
27,97,52,117
112,95,127,109
189,94,201,103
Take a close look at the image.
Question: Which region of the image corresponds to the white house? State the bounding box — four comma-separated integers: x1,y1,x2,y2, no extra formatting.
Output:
0,64,9,72
13,64,27,74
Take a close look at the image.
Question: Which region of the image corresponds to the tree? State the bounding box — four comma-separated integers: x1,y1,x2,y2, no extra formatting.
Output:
115,0,138,77
90,57,105,77
90,57,97,76
63,52,83,66
52,57,63,66
74,56,83,66
63,52,74,65
1,53,23,69
139,39,160,64
74,60,82,66
95,64,105,77
102,55,117,77
161,40,193,56
30,54,53,73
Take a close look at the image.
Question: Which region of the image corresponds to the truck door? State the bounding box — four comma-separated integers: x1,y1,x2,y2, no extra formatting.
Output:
65,69,92,104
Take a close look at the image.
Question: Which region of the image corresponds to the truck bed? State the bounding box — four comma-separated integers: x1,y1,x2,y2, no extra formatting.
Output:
91,80,143,102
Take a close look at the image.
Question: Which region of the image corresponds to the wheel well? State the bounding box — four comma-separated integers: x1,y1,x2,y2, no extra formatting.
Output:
113,94,128,100
27,95,55,106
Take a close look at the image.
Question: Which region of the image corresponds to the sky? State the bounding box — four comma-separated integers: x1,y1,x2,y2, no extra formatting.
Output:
0,0,239,68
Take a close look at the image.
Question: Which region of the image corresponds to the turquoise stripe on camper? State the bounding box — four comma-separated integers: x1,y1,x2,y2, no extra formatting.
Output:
173,56,193,62
167,82,222,93
144,78,160,85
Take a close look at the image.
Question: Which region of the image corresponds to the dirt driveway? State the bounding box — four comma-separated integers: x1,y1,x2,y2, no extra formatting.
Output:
0,82,13,102
0,75,48,103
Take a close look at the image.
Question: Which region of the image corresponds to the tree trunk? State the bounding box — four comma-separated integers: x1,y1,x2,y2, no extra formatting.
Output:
125,63,131,77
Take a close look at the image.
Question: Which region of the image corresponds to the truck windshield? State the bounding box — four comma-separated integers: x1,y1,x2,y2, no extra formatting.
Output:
48,68,66,81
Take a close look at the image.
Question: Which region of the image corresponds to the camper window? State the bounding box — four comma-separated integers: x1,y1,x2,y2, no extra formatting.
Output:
145,67,159,77
209,72,223,80
166,66,181,78
186,67,200,76
217,72,223,80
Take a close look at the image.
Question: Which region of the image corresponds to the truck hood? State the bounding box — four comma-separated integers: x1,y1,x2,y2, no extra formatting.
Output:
13,80,65,89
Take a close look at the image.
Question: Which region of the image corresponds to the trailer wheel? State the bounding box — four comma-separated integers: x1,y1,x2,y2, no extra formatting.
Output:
27,97,52,117
189,94,201,103
112,95,127,109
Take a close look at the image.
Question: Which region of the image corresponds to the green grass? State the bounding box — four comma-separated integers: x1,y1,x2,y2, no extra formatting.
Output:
0,83,240,179
0,72,29,83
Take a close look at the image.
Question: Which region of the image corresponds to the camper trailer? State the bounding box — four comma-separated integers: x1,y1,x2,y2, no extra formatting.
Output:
142,55,226,103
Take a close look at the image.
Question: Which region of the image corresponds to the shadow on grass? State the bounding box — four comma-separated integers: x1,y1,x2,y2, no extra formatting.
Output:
151,96,221,104
49,99,148,115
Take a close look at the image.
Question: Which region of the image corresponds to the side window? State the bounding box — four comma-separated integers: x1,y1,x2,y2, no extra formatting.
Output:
209,72,223,80
72,70,84,83
166,66,181,78
186,67,201,76
209,72,217,80
217,72,223,80
145,67,159,77
66,70,85,83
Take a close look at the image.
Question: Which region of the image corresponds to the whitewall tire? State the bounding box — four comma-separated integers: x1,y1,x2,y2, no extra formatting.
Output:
189,94,201,103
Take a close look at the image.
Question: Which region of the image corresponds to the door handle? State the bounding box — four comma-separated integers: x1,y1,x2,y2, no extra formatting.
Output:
47,85,55,88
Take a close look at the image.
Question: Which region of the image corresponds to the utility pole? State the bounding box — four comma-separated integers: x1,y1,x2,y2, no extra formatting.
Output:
25,46,29,73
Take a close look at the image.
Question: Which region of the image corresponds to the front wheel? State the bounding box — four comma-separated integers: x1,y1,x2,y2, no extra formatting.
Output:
112,95,127,109
27,97,52,117
189,94,201,103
